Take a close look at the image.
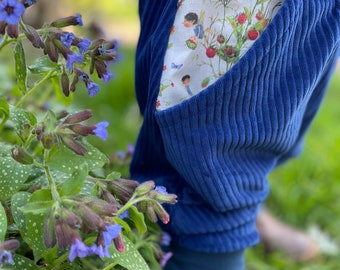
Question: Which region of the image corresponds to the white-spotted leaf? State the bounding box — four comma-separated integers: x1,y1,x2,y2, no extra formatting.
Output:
48,140,108,174
0,157,32,200
0,203,7,241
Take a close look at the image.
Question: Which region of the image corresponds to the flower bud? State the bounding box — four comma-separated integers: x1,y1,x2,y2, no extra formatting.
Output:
106,178,139,204
66,124,95,137
152,201,170,224
56,110,69,120
149,190,177,204
44,37,59,62
146,204,158,223
0,22,6,35
23,24,44,48
61,69,70,97
134,180,155,196
7,24,19,38
50,14,83,28
63,109,93,124
60,134,87,156
41,133,55,149
100,189,119,207
11,147,34,165
43,209,56,248
113,233,125,253
55,218,81,249
75,204,105,232
86,198,117,217
0,240,20,252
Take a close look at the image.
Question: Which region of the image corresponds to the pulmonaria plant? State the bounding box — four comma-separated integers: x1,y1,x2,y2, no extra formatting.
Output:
0,1,177,270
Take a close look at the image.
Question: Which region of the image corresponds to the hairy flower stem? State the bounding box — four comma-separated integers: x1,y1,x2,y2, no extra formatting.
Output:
116,196,148,217
15,70,56,107
43,149,61,202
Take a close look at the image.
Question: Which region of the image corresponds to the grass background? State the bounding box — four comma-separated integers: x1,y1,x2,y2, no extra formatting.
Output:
26,1,340,269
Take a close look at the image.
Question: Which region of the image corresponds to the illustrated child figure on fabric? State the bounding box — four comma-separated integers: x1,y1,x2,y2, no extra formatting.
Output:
131,0,340,269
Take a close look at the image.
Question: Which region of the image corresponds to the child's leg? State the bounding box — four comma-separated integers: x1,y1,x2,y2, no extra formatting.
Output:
164,246,245,270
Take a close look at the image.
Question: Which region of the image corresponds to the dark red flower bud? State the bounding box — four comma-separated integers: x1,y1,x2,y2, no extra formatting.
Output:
59,134,87,156
61,69,70,97
44,37,59,62
7,24,19,38
63,109,92,124
23,24,44,48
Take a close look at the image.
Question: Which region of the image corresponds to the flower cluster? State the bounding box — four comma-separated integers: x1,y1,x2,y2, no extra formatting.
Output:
1,2,117,97
44,196,122,262
0,0,25,38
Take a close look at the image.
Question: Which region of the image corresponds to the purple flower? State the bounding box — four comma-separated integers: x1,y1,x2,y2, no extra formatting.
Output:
77,38,91,53
119,210,129,219
160,232,171,246
61,32,75,47
68,239,90,262
0,250,14,265
86,81,99,96
155,186,168,194
93,121,109,140
0,0,25,24
102,71,114,83
66,53,83,70
75,13,83,26
160,252,173,268
89,244,110,258
102,224,122,247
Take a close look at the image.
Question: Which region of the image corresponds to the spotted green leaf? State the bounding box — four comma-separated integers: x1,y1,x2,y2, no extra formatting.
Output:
48,140,108,174
9,105,37,130
0,203,7,242
104,236,150,270
28,55,60,74
11,192,31,233
60,163,88,197
0,156,32,200
11,254,42,270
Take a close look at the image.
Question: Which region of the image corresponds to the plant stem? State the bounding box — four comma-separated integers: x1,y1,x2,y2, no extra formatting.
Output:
43,149,61,202
116,196,148,217
15,70,56,108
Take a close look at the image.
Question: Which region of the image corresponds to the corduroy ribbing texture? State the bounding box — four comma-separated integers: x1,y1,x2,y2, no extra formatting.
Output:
131,0,340,252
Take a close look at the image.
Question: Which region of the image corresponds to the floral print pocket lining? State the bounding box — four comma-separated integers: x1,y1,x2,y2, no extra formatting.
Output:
157,0,283,111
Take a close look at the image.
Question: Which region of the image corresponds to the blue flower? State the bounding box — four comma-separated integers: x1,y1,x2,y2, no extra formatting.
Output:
0,0,25,24
102,71,114,83
68,239,90,262
155,186,168,194
86,81,100,96
119,210,129,219
66,53,83,70
0,250,14,265
75,13,83,26
24,0,36,7
94,121,109,140
61,32,75,48
102,224,122,247
77,38,91,53
89,244,110,258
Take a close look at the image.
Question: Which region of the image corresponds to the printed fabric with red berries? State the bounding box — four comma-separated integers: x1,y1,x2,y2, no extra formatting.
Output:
156,0,283,111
